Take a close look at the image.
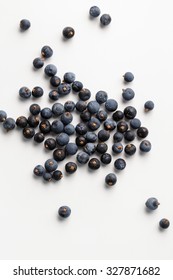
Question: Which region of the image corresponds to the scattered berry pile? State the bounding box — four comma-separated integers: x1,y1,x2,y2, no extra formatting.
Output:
0,6,169,229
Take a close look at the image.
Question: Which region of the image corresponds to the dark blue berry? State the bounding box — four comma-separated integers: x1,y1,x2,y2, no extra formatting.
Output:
75,122,88,135
144,100,154,111
51,120,64,134
64,124,75,135
88,158,100,170
63,72,75,84
105,99,118,112
65,143,78,155
80,110,91,122
130,118,141,129
27,115,39,128
33,58,44,69
34,132,45,143
78,88,91,101
53,148,66,161
0,110,7,122
76,152,89,164
50,76,61,87
123,72,134,82
16,116,28,128
124,106,137,119
124,130,135,142
45,159,58,172
52,170,63,181
87,101,100,114
112,143,123,154
145,197,160,210
105,173,117,186
52,103,64,116
85,132,97,143
112,110,124,121
101,153,112,164
44,138,56,150
64,101,76,112
95,91,108,104
44,64,57,77
58,206,71,218
96,110,108,121
124,144,136,156
100,14,112,26
98,129,110,142
56,133,69,146
43,172,52,182
49,90,59,101
33,165,45,176
23,127,35,138
61,112,73,125
29,104,41,115
104,119,116,131
58,83,71,96
3,118,16,131
89,6,101,17
137,127,148,138
41,108,52,119
139,140,151,152
122,88,135,101
41,46,53,58
88,117,101,131
76,100,87,112
96,143,108,154
39,120,51,134
75,136,87,147
32,86,44,98
62,27,75,39
113,132,123,143
20,19,30,30
159,219,170,229
117,121,128,133
72,81,83,92
114,158,126,170
65,162,77,174
83,143,96,155
19,87,31,99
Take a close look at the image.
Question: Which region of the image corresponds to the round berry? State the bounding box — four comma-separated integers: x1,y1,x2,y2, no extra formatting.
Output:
78,88,91,101
53,148,66,161
76,152,89,164
105,173,117,186
114,158,126,170
39,120,51,134
112,143,123,154
33,165,45,177
95,91,108,104
34,132,45,143
122,88,135,101
23,127,35,139
105,99,118,112
100,153,112,165
32,86,44,98
65,143,78,155
33,57,44,69
45,159,58,172
72,81,83,92
19,87,31,99
124,144,136,156
50,76,61,87
145,197,160,210
124,106,137,119
144,100,154,111
137,127,149,138
100,14,112,26
49,90,59,101
89,6,101,17
65,162,77,174
29,104,41,115
0,110,7,122
123,72,134,82
41,108,52,119
124,130,135,142
112,110,124,121
63,72,75,84
3,118,15,131
41,45,53,58
130,118,141,129
58,206,71,218
159,219,170,229
52,170,63,181
20,19,30,30
58,83,71,96
139,140,151,152
44,64,57,77
16,116,28,128
62,27,75,39
44,138,56,150
88,158,100,170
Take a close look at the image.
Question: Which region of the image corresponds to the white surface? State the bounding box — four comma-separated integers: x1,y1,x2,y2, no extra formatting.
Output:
0,0,173,260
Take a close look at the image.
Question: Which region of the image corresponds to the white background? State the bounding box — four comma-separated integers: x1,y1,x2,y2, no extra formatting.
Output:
0,0,173,260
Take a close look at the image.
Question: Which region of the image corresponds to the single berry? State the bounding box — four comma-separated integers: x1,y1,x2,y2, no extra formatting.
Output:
63,72,76,84
113,132,123,143
44,64,57,77
159,218,170,229
52,103,64,116
16,116,28,128
33,58,44,69
58,83,71,96
130,118,141,129
96,143,108,154
43,172,52,182
76,100,87,112
41,108,52,119
137,127,149,138
76,152,89,164
53,148,66,161
33,165,45,176
29,103,41,115
75,136,87,147
34,132,45,143
124,106,137,119
19,87,31,99
45,159,58,172
122,88,135,101
124,130,135,142
20,19,30,30
61,112,73,125
52,170,63,181
44,138,56,150
50,76,61,87
51,120,64,134
64,101,76,112
58,206,71,218
65,143,78,155
39,120,51,134
145,197,160,210
78,88,91,101
114,158,126,170
56,133,69,146
117,121,128,133
87,101,100,114
112,110,124,121
95,91,108,104
101,153,112,164
0,110,7,122
3,117,15,131
88,158,100,170
64,124,75,135
144,100,154,111
89,6,101,17
62,27,75,39
100,14,112,26
98,129,110,142
140,140,151,152
105,173,117,186
65,162,77,174
105,99,118,112
123,72,134,82
72,81,83,92
23,127,35,138
112,143,123,154
124,144,136,156
88,117,101,131
41,45,53,58
96,110,108,122
49,90,59,101
32,86,44,98
27,115,39,128
80,110,91,122
104,119,116,131
86,132,97,143
75,122,88,135
83,143,96,155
